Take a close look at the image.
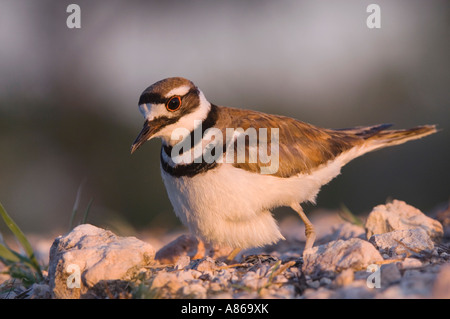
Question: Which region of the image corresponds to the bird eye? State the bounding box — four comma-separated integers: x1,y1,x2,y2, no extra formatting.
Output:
166,96,181,112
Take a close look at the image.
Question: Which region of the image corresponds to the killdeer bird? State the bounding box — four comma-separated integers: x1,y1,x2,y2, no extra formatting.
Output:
131,77,436,259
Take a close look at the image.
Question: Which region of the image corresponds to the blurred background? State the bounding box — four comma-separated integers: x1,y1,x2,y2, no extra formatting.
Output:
0,0,448,237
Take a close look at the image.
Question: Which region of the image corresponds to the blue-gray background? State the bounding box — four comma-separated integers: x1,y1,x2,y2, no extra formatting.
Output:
0,0,448,235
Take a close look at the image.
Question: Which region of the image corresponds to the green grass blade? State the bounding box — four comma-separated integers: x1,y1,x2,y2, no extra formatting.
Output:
69,181,85,231
339,203,364,227
0,243,21,263
0,201,42,279
81,198,94,225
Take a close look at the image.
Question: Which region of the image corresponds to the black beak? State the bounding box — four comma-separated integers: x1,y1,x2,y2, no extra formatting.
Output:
130,120,160,154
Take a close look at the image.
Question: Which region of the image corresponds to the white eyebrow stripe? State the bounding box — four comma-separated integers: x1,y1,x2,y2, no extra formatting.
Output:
164,85,191,98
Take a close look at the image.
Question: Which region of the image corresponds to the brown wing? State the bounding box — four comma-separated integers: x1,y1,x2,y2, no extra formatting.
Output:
213,106,368,177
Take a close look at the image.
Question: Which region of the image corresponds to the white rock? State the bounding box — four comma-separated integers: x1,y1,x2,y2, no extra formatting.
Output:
190,270,203,279
176,270,194,282
369,228,434,256
174,255,190,270
48,224,155,299
155,234,205,264
208,282,223,293
242,271,259,290
365,200,443,241
151,271,178,289
273,275,289,284
302,238,383,275
181,283,207,298
194,257,216,272
397,258,423,270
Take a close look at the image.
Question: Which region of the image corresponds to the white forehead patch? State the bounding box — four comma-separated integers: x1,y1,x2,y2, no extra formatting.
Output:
138,103,164,120
164,85,191,98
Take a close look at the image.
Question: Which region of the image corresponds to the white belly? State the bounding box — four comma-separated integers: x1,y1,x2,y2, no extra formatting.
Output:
160,157,343,249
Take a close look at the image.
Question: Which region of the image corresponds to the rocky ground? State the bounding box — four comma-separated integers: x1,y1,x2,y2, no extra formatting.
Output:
1,199,449,299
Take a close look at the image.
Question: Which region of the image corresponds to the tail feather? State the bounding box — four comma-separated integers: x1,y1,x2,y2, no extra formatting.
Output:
334,124,437,166
365,124,437,150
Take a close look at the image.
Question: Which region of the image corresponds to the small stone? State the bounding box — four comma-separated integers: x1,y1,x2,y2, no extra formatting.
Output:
319,277,332,286
242,271,259,290
190,270,203,279
151,271,177,289
231,273,240,283
365,200,443,242
273,275,289,284
214,269,232,285
302,238,383,275
397,258,423,270
174,255,190,270
335,269,354,286
209,282,223,293
176,270,194,282
200,271,215,281
194,257,217,272
369,228,434,256
181,283,207,299
155,234,205,264
306,280,320,289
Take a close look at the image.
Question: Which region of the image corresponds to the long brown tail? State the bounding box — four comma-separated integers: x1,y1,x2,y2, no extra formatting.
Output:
334,124,437,165
364,124,437,151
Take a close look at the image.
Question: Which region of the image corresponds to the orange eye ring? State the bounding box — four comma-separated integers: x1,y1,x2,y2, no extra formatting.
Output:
166,96,182,112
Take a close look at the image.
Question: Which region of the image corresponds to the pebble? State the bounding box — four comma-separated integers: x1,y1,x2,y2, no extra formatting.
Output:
306,280,320,289
365,200,443,241
319,277,332,286
11,200,450,299
175,255,191,270
335,269,354,287
176,270,194,282
181,283,207,299
397,258,423,270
